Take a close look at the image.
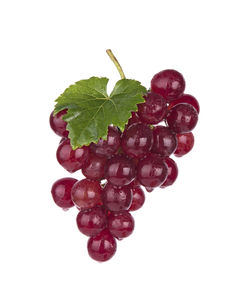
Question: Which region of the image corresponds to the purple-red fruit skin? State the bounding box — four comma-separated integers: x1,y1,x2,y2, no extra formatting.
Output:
87,229,117,262
49,109,69,138
166,103,198,133
160,158,178,188
102,183,132,212
108,211,135,239
174,132,195,157
168,94,200,113
126,112,141,127
137,92,167,124
76,206,107,237
90,126,121,158
82,152,106,180
152,126,177,157
151,69,185,102
137,154,168,188
129,186,145,211
104,154,136,187
51,177,77,209
56,139,89,173
71,179,102,210
121,123,153,159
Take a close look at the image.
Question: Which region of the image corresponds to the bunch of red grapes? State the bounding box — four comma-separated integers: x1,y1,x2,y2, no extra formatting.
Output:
50,69,199,262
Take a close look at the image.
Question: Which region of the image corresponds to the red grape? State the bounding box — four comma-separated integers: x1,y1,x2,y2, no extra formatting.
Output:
151,69,185,102
71,179,102,210
90,126,121,158
137,154,168,188
168,94,200,113
51,177,77,209
104,154,136,186
166,103,198,133
137,92,167,124
174,132,195,157
160,158,178,188
121,123,153,159
82,152,106,180
56,139,89,173
102,183,132,212
108,211,134,239
49,109,68,138
152,126,177,157
129,186,145,211
87,229,117,262
76,206,107,237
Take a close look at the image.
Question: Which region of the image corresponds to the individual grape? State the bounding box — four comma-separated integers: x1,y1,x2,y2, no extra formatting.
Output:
121,123,153,159
108,211,134,239
129,186,145,211
102,183,132,212
152,126,177,157
87,229,117,262
137,154,168,188
56,139,89,173
76,206,107,237
160,158,178,188
49,109,69,138
90,126,121,157
82,152,106,180
151,69,185,102
51,177,77,209
126,112,141,127
174,132,195,157
71,179,102,210
168,94,200,113
166,103,198,133
104,154,136,186
137,92,167,124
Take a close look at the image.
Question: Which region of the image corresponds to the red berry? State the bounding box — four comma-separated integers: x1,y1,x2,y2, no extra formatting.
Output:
137,154,168,188
152,126,177,157
129,186,145,211
166,103,198,133
102,183,132,212
174,132,195,157
160,158,178,188
151,69,185,102
108,211,134,239
56,139,89,173
71,179,102,210
137,92,167,124
168,94,200,113
82,152,106,180
76,206,107,237
51,177,77,209
87,229,117,262
104,154,136,187
49,109,69,138
90,126,121,158
121,123,153,159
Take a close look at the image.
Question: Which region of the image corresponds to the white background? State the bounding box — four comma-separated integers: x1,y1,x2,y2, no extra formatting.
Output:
0,0,250,300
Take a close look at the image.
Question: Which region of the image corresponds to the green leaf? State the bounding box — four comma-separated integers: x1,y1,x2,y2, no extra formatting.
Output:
54,77,147,149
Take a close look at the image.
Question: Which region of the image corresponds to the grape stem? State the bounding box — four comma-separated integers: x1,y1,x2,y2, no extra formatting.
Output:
106,49,126,79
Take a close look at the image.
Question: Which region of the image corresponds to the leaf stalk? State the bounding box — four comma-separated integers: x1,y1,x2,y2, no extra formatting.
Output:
106,49,126,79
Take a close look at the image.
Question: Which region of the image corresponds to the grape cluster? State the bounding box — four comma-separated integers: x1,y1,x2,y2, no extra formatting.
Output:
50,69,199,262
